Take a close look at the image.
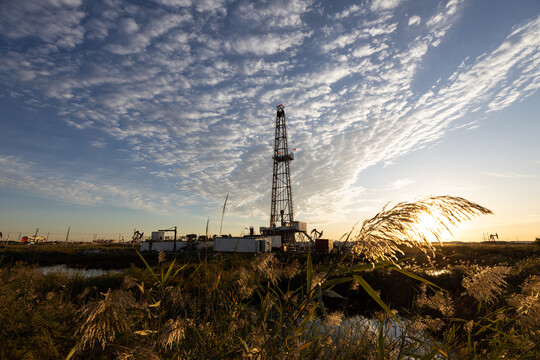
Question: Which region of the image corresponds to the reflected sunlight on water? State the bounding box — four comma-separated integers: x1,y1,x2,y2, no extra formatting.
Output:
424,269,451,276
40,265,120,277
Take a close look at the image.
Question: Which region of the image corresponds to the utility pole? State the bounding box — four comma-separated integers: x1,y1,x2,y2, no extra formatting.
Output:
220,193,228,236
65,226,70,246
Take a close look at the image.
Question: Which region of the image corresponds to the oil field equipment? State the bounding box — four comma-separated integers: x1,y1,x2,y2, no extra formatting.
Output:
261,104,307,245
132,229,144,244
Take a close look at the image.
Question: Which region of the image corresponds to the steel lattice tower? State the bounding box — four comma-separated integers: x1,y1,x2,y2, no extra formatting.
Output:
270,104,294,228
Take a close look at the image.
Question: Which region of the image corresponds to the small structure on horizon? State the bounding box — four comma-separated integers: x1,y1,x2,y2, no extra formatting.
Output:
488,233,498,242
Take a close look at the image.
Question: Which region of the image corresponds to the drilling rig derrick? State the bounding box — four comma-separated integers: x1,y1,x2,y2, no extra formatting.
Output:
261,104,307,245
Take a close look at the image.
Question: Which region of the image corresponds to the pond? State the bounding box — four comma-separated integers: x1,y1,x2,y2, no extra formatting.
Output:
314,314,444,357
40,265,121,277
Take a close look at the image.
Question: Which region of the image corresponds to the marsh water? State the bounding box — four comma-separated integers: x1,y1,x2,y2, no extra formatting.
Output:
39,265,121,277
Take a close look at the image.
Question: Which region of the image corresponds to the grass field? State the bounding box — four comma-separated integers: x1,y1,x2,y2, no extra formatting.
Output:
0,240,538,359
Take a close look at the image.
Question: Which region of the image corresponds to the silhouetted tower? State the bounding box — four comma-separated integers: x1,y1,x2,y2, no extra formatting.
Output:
261,105,307,246
270,104,294,227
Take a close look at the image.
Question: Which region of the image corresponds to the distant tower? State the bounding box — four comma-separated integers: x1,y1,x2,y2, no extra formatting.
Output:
270,104,294,228
261,104,307,245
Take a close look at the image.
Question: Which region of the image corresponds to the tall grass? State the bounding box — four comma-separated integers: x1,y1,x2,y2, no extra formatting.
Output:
66,196,535,359
349,195,492,263
1,196,538,359
0,262,126,359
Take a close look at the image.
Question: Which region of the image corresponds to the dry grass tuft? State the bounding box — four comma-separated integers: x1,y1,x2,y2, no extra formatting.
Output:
77,289,138,350
116,346,160,360
160,317,188,350
462,265,509,304
415,283,455,317
507,275,540,331
351,195,492,262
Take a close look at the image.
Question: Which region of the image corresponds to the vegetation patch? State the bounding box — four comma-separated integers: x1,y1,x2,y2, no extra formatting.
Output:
1,197,538,359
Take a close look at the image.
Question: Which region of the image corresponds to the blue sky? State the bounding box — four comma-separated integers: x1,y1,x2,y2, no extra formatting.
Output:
1,0,539,242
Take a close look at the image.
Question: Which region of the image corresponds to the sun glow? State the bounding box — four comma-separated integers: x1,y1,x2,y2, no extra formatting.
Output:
412,208,455,243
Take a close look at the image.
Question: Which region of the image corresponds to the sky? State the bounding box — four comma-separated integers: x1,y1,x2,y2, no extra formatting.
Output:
0,0,539,242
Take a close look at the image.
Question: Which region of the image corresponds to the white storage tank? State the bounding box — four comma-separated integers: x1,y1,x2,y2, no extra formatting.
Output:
151,231,165,241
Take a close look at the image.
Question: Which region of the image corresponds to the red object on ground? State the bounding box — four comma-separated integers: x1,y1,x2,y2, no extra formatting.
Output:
315,239,333,253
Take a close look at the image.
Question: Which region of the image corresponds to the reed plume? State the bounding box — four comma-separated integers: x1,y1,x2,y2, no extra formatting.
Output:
351,195,492,262
77,289,137,350
462,265,509,304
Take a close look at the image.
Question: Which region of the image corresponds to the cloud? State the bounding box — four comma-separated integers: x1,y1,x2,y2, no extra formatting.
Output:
352,43,389,58
427,0,462,27
0,0,85,48
370,0,402,12
152,0,192,8
408,15,421,26
320,18,396,56
388,179,414,190
365,22,398,36
481,172,537,179
120,18,139,34
235,0,313,29
334,4,365,19
225,31,312,55
321,30,363,52
106,13,192,55
0,1,539,232
0,155,171,213
89,139,107,148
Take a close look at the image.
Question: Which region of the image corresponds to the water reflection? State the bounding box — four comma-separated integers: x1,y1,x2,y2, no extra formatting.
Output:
40,265,120,277
424,269,450,276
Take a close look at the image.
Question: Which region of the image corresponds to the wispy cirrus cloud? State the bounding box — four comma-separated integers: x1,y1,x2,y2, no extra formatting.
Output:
387,179,414,190
481,172,537,179
225,31,312,55
0,155,166,212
